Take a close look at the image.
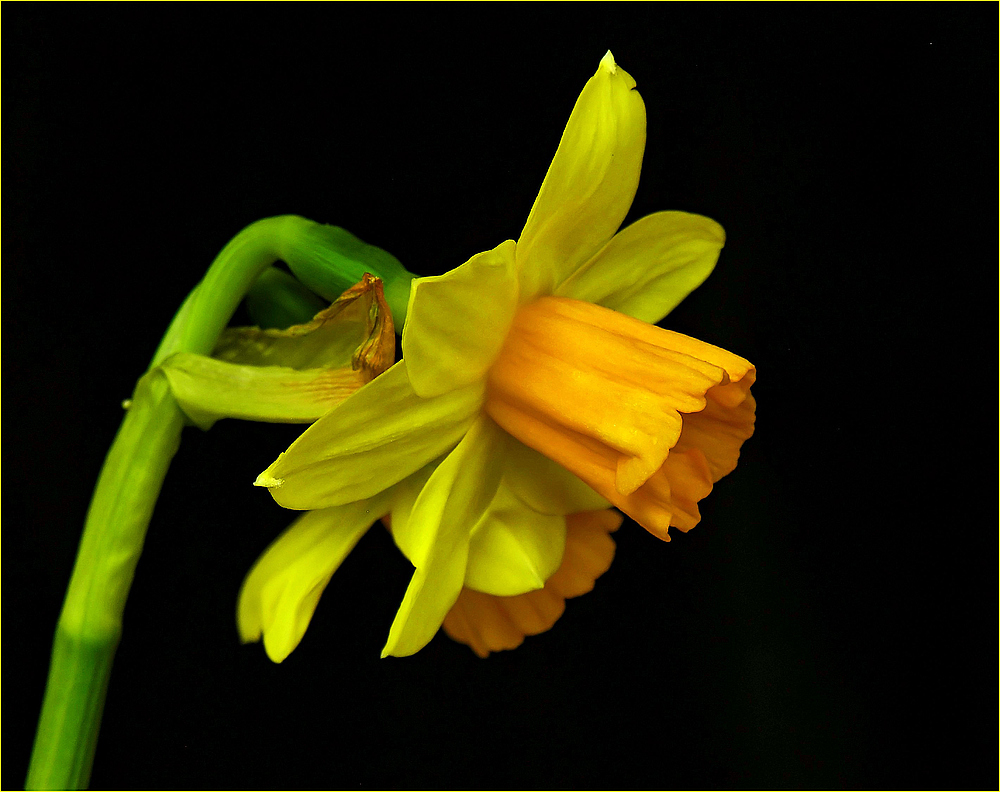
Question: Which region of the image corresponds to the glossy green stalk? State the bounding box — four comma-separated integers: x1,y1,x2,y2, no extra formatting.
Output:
26,215,413,789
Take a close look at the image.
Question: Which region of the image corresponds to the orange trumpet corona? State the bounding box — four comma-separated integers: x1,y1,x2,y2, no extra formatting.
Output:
485,296,756,541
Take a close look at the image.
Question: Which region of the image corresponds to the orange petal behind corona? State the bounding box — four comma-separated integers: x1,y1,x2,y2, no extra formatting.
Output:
485,296,755,541
442,510,621,657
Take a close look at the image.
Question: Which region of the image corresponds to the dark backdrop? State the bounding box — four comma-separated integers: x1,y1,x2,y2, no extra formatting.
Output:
4,6,995,789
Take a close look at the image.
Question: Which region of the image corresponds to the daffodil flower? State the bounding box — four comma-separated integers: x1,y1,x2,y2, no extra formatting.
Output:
244,51,756,661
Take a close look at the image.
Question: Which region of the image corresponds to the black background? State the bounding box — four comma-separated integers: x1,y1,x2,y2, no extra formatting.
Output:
4,6,995,790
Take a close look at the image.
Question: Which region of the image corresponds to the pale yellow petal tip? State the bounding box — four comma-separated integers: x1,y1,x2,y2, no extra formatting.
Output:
597,50,636,91
380,639,414,659
380,638,404,658
254,472,284,489
380,641,400,659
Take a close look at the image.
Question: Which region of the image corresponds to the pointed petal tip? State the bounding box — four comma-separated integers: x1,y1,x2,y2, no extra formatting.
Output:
254,472,284,488
600,50,617,74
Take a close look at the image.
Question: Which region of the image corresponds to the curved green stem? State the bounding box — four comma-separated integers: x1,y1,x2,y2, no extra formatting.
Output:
26,214,411,790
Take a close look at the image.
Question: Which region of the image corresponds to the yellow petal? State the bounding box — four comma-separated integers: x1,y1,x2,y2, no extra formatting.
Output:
556,211,726,324
382,416,506,658
237,495,391,663
257,360,484,510
161,354,367,430
517,51,646,300
464,483,567,597
385,462,439,565
402,240,519,398
501,439,611,516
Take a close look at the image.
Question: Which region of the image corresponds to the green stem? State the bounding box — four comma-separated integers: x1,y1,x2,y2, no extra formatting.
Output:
26,214,401,790
26,371,183,790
